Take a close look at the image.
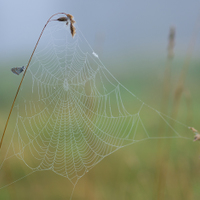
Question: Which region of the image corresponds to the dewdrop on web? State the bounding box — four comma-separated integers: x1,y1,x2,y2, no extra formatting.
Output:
92,52,99,58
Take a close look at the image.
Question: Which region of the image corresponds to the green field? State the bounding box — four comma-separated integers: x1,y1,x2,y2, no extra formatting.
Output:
0,51,200,200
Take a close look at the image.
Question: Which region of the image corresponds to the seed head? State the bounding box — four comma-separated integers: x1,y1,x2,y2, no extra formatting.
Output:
56,17,68,22
189,127,200,141
66,14,76,37
54,14,76,38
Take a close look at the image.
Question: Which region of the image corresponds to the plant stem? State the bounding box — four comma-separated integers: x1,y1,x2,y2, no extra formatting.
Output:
0,12,69,149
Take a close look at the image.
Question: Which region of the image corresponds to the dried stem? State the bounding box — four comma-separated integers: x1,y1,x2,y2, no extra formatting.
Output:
156,26,175,200
0,12,74,149
171,14,200,121
160,26,175,120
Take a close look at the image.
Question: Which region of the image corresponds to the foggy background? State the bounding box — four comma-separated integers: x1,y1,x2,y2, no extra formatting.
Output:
1,1,200,199
1,0,200,63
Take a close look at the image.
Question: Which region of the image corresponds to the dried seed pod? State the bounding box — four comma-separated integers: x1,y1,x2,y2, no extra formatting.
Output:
189,127,200,141
167,26,175,59
70,23,76,37
189,127,199,134
53,14,76,37
66,14,75,23
67,14,76,37
194,134,200,142
56,17,68,22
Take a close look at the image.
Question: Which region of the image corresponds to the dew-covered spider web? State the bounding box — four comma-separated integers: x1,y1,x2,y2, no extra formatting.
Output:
0,15,192,199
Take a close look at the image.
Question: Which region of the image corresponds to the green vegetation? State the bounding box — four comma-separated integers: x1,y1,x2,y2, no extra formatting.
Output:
0,52,199,200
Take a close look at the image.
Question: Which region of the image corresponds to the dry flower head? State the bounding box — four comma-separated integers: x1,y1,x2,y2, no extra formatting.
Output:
56,17,68,22
66,14,76,38
54,14,76,38
167,26,175,59
194,134,200,142
189,127,200,141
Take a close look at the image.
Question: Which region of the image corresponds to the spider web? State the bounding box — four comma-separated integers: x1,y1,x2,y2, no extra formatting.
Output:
0,18,191,196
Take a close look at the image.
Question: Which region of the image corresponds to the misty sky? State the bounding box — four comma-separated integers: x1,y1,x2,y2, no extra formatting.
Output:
0,0,200,62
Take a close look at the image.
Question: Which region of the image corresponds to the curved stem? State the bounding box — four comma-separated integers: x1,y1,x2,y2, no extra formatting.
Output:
0,12,68,149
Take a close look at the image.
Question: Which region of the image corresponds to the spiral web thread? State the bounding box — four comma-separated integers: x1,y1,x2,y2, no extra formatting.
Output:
0,20,191,193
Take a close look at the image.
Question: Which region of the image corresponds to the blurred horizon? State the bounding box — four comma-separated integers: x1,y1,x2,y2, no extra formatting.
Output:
1,0,200,63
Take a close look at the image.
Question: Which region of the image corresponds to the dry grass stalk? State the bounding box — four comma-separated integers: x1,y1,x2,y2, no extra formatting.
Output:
160,26,175,118
0,13,75,149
184,88,192,125
171,14,200,121
156,26,176,200
156,16,200,199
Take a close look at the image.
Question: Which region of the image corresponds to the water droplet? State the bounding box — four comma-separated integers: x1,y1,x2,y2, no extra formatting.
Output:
63,78,69,91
